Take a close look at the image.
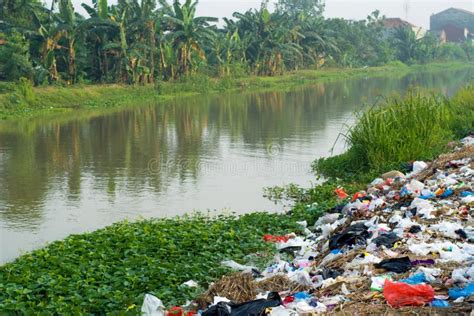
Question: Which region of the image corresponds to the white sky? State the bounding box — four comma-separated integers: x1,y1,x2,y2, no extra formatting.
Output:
46,0,474,29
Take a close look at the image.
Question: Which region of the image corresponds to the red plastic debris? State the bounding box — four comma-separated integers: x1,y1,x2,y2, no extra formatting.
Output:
282,295,295,305
383,280,434,307
351,191,365,202
263,234,290,243
334,188,349,199
167,306,184,316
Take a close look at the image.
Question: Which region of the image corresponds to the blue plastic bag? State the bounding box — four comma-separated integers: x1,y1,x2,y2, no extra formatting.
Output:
440,188,453,198
448,283,474,299
430,299,450,307
399,273,427,285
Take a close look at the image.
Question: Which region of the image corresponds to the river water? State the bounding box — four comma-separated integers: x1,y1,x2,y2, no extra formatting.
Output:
1,68,473,263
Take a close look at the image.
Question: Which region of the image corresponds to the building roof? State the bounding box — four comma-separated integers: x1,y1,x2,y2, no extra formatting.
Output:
382,18,416,28
432,7,474,17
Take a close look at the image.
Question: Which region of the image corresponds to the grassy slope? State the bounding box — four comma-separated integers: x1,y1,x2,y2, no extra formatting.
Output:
0,62,469,120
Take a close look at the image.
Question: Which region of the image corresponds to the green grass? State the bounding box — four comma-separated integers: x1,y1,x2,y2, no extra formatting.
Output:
450,84,474,138
314,85,474,180
0,62,470,120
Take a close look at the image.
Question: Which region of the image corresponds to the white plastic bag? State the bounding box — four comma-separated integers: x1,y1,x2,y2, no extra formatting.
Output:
221,260,256,272
141,294,165,316
412,161,428,174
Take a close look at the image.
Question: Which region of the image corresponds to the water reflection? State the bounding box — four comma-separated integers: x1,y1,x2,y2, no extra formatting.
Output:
0,67,473,262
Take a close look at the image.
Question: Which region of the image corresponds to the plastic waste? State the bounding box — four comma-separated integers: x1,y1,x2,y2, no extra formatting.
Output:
322,268,342,280
346,253,381,269
419,190,436,199
410,259,435,266
201,302,231,316
294,292,311,301
452,268,470,283
328,222,371,250
295,301,315,313
314,213,339,227
412,161,428,174
416,267,441,283
182,280,198,287
456,229,468,239
408,225,422,233
282,295,294,305
204,292,282,316
221,260,256,272
263,234,291,243
166,307,184,316
370,275,391,291
383,281,434,307
372,232,400,248
381,170,405,180
319,295,345,306
430,222,464,239
141,294,165,316
213,297,231,305
461,195,474,204
375,257,412,273
399,273,427,285
406,179,424,194
370,178,384,186
269,306,290,316
429,299,450,307
334,187,349,199
288,270,313,287
440,188,453,198
448,283,474,299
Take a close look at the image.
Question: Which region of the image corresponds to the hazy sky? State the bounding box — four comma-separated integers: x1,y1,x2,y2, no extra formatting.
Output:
56,0,473,29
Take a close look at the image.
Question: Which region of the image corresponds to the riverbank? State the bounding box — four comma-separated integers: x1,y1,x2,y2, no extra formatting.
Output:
0,62,470,120
1,84,473,314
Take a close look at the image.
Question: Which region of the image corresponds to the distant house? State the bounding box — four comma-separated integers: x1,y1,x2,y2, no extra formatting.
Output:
430,8,474,42
381,18,426,39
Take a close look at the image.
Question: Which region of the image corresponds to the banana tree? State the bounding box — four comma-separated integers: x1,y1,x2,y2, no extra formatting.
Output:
57,0,77,83
163,0,217,76
81,0,112,81
31,10,63,82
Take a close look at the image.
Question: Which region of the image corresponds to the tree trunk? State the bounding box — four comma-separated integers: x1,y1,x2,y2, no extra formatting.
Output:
68,37,76,83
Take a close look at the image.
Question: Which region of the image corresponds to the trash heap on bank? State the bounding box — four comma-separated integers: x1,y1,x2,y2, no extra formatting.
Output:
143,137,474,315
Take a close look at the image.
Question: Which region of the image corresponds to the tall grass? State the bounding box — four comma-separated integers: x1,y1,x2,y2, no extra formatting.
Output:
450,84,474,137
314,88,473,179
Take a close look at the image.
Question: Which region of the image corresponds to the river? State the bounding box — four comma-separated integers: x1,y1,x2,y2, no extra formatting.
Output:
0,68,473,263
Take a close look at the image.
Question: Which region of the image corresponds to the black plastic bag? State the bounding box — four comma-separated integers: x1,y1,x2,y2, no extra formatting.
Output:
329,223,371,250
202,302,231,316
372,232,400,248
322,268,342,280
230,292,281,316
202,292,282,316
375,256,412,273
408,225,422,233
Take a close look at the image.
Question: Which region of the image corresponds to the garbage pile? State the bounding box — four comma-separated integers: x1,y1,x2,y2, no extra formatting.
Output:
143,137,474,315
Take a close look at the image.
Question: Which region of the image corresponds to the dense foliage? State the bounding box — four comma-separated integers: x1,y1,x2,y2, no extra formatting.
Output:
1,0,472,86
0,212,326,313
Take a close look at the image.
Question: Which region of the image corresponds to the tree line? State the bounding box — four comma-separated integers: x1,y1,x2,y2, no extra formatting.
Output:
0,0,473,85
